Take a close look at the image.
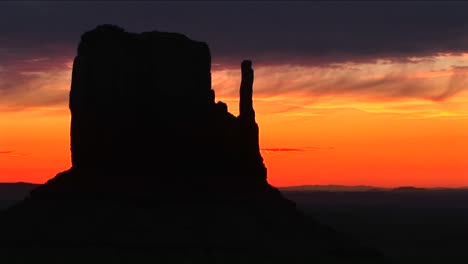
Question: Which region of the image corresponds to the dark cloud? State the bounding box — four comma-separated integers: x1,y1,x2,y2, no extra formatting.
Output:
1,2,468,66
1,2,468,110
0,151,13,154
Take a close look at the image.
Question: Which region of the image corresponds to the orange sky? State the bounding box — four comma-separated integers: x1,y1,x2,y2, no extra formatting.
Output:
1,54,468,187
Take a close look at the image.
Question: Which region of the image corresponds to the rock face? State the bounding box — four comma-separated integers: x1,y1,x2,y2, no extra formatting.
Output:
70,25,213,170
0,25,389,263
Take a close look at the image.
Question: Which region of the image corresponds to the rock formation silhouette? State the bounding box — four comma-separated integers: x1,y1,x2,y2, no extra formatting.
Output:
30,24,270,200
0,25,389,263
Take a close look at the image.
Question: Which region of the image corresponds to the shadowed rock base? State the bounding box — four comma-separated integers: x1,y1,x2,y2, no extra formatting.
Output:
1,196,386,264
0,25,389,263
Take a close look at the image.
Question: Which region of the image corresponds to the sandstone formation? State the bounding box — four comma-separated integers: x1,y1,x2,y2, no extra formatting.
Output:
0,25,389,264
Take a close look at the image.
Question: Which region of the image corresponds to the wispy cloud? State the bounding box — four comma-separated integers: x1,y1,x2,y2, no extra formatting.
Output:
212,54,468,103
0,52,72,112
261,147,334,153
261,148,306,153
0,150,28,157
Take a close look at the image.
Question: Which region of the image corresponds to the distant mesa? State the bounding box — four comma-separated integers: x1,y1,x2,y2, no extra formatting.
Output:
0,25,388,263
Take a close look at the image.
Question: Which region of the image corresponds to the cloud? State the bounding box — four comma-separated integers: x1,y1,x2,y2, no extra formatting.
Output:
1,2,468,67
430,66,468,101
261,148,306,153
0,52,72,111
212,57,468,102
261,147,334,153
2,3,468,112
0,150,28,157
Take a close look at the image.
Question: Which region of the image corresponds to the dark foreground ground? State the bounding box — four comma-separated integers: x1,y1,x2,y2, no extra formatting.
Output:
280,189,468,264
1,187,468,264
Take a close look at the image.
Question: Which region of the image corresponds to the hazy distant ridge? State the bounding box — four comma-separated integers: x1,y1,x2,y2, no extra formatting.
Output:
279,185,468,192
0,183,39,200
2,183,467,199
279,185,387,192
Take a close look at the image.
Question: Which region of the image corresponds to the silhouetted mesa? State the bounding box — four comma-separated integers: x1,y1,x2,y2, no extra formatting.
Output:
36,24,270,199
0,25,388,263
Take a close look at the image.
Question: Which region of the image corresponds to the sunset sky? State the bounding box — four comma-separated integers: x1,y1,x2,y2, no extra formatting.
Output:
1,2,467,187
